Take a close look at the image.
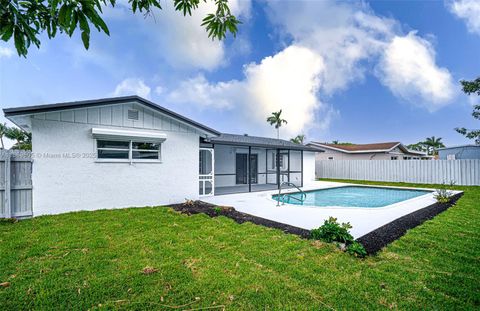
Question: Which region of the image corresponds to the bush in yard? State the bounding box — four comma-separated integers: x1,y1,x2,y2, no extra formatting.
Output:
434,182,455,203
311,217,354,244
346,241,367,258
311,217,366,258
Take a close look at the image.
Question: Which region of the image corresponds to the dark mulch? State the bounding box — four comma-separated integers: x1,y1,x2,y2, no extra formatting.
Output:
169,193,463,255
357,192,464,254
169,200,311,238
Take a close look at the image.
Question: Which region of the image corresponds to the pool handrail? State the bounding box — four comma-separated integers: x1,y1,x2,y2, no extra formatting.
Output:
277,182,306,206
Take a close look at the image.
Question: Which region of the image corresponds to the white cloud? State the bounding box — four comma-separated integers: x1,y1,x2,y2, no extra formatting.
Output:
169,45,336,137
376,32,455,110
168,74,241,109
266,1,455,108
448,0,480,35
137,0,250,71
113,78,151,98
168,1,456,138
0,47,14,58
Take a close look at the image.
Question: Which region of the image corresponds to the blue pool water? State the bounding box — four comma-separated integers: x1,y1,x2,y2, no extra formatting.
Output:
273,186,431,208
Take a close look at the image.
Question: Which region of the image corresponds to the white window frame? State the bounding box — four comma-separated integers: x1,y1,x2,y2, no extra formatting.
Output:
95,139,162,163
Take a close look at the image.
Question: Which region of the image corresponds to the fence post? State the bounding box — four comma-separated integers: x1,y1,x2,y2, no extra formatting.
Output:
4,152,11,218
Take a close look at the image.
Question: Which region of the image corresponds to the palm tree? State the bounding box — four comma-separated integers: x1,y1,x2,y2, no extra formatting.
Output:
267,110,288,139
5,127,32,150
423,136,445,155
0,123,8,149
290,134,305,144
407,143,426,152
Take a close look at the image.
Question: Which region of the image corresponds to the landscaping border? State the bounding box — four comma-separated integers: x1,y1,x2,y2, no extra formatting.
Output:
169,192,463,255
357,192,464,254
169,201,311,238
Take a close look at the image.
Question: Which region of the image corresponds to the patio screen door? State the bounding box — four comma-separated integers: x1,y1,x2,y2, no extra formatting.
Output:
199,148,214,196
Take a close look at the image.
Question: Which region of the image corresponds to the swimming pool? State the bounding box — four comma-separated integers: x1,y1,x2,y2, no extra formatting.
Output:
273,186,432,208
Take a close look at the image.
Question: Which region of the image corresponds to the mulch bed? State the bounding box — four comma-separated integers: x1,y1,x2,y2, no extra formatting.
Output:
357,192,464,254
169,193,463,255
169,200,311,238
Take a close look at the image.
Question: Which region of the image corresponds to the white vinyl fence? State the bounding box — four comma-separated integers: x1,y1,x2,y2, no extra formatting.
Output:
316,160,480,186
0,150,33,218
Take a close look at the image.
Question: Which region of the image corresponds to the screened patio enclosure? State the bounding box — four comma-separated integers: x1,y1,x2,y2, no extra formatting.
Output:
213,145,303,195
200,132,311,196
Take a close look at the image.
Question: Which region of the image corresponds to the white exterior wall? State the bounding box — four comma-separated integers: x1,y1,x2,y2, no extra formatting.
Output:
316,149,392,160
30,103,202,215
315,147,424,161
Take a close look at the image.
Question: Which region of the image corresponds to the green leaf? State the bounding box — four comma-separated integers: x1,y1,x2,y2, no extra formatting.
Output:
1,24,14,41
58,4,68,25
81,31,90,49
13,26,26,57
78,12,90,35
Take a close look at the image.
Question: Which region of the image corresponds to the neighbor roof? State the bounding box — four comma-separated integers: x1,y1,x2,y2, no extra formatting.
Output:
207,133,318,151
437,144,479,150
307,141,428,156
3,96,220,136
315,142,400,152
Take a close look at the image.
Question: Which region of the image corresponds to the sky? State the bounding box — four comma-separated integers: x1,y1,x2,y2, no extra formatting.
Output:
0,0,479,148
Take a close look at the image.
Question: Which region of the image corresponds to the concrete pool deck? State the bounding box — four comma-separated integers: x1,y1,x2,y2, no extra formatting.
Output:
203,181,462,238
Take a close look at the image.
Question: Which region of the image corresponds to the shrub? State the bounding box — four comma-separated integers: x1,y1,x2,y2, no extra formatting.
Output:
311,217,366,258
310,217,354,244
346,241,367,258
434,182,455,203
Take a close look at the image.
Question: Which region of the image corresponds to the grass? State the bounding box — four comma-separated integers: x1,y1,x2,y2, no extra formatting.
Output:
0,180,479,310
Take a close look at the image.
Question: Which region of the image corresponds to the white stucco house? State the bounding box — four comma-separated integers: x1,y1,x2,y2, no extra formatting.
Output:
306,142,430,161
4,96,316,216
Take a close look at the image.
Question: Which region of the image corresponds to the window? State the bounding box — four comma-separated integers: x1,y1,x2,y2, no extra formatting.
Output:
97,140,161,161
271,153,286,169
391,156,398,160
97,140,130,159
328,157,334,160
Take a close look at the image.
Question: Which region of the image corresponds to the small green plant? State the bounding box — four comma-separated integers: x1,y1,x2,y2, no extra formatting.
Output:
213,207,222,215
346,241,367,258
310,217,354,244
311,217,366,258
434,181,455,203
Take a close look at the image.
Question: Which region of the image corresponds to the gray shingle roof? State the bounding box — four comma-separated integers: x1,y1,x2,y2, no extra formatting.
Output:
207,133,318,151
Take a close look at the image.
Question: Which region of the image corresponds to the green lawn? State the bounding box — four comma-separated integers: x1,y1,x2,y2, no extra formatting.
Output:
1,180,479,310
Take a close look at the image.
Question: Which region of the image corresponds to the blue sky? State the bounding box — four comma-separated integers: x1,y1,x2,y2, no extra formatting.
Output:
0,0,479,147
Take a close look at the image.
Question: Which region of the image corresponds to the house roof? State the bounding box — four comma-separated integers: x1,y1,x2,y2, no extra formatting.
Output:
319,142,400,152
3,95,220,136
437,144,479,150
207,133,319,151
307,141,428,156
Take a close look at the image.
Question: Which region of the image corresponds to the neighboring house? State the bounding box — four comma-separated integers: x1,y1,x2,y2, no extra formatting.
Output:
306,142,430,161
3,96,316,216
438,145,480,160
